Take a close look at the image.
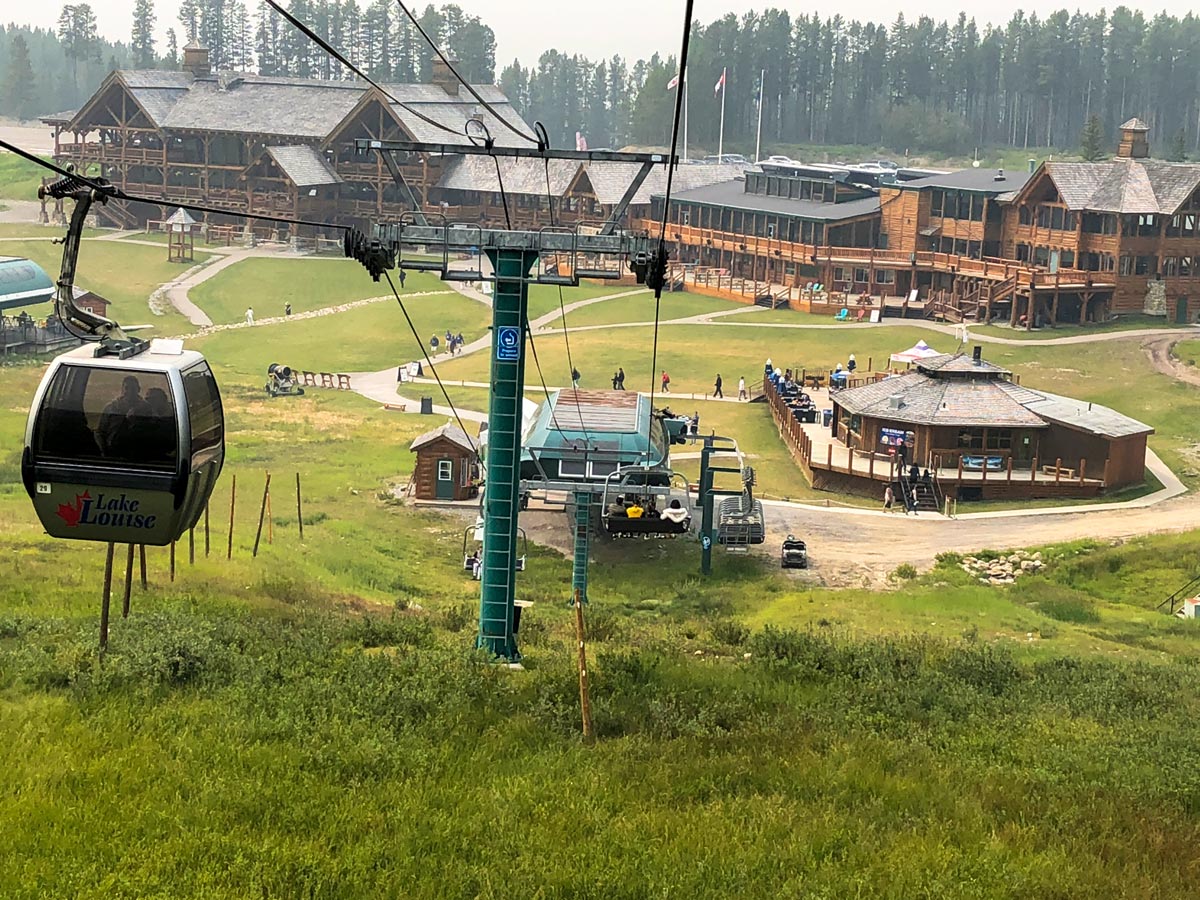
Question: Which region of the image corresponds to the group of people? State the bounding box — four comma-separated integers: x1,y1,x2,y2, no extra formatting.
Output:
245,304,293,324
430,330,466,355
97,375,176,464
610,368,627,390
882,464,935,515
606,494,689,525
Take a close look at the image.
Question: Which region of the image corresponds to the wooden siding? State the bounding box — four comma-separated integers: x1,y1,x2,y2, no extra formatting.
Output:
411,437,476,502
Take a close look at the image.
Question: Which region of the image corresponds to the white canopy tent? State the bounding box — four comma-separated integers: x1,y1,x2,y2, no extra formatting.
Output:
890,340,941,364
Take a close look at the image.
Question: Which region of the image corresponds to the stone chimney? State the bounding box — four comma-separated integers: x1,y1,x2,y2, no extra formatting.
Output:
430,54,460,97
1117,117,1150,159
182,42,211,78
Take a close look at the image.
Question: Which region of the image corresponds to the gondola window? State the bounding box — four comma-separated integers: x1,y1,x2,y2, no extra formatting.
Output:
35,366,177,470
183,362,224,465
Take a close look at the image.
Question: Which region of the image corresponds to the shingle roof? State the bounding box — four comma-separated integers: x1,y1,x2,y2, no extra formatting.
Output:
1120,117,1150,132
436,156,579,195
266,145,342,187
834,373,1047,428
67,71,532,145
666,179,881,221
586,162,747,205
410,423,475,453
834,367,1152,437
916,353,1012,376
1043,159,1200,214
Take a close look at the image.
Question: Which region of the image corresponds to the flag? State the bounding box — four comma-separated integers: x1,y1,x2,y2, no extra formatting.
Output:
575,131,587,152
667,73,680,91
714,68,726,95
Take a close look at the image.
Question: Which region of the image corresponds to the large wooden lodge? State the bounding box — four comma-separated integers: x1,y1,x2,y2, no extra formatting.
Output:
45,49,1200,326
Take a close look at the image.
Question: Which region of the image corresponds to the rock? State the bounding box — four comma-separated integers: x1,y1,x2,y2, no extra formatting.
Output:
979,578,990,584
1033,552,1043,560
694,650,704,656
743,652,752,660
1020,561,1035,571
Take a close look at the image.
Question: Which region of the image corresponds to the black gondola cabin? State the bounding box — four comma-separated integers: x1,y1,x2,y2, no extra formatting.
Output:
22,341,224,545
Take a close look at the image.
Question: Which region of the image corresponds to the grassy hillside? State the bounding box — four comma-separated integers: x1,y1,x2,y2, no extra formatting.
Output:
3,345,1200,895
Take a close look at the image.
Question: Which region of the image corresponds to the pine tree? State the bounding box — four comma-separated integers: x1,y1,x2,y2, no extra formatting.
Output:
3,34,36,119
165,28,179,65
57,4,100,94
1079,114,1106,161
131,0,157,68
1169,128,1188,162
178,0,200,43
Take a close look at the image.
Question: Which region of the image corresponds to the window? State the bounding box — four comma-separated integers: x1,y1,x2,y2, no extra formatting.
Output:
1051,207,1064,230
437,459,453,481
833,267,850,283
875,269,895,284
1082,212,1116,234
1138,214,1158,236
1120,255,1134,276
1136,255,1154,275
1019,206,1032,226
182,362,223,467
1061,249,1075,269
34,365,178,471
930,189,944,217
985,430,1012,451
681,210,690,225
767,223,777,238
559,457,587,478
957,428,984,450
1168,215,1182,237
853,268,868,284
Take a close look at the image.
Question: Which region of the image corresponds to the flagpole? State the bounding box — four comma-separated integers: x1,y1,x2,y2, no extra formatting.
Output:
718,66,727,160
755,68,765,163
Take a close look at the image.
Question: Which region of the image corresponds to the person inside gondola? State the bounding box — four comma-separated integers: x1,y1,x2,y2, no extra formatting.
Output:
625,498,645,518
607,495,628,518
97,375,150,458
661,499,688,524
140,387,177,465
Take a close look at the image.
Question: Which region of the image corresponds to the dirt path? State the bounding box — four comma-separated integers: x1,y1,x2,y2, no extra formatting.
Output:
1143,334,1200,387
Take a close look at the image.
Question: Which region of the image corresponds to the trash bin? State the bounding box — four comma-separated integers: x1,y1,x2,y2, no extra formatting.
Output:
420,396,434,415
822,409,833,427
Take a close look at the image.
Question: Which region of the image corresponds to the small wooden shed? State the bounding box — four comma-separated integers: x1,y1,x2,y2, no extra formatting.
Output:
410,423,478,501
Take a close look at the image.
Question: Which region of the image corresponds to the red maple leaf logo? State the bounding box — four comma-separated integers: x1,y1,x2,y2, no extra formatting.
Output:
55,491,90,528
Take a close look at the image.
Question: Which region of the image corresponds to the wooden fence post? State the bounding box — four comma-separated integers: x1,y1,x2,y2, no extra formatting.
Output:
122,543,134,618
1055,457,1062,484
100,543,115,651
1079,458,1086,483
189,526,195,565
170,541,176,582
204,503,210,557
227,475,237,560
253,472,272,558
296,473,304,540
1031,456,1038,483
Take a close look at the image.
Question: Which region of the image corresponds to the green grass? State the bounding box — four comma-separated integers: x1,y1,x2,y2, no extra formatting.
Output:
189,257,449,325
524,281,647,323
561,289,734,327
5,348,1200,894
973,314,1193,341
0,236,202,336
0,152,45,203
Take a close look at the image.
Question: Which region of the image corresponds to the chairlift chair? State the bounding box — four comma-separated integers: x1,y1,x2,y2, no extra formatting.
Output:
462,518,527,579
716,465,766,547
599,465,692,539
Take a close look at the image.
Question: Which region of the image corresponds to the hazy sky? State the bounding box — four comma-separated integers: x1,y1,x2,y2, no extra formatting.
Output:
14,0,1200,67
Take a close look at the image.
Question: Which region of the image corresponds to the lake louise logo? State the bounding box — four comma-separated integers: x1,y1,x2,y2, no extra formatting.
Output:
55,492,158,530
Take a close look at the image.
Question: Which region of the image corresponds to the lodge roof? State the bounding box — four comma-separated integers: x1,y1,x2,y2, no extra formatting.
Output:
916,353,1012,376
665,179,881,221
266,145,342,187
410,423,475,453
1039,159,1200,214
65,70,531,145
833,364,1152,437
895,167,1033,195
435,159,745,205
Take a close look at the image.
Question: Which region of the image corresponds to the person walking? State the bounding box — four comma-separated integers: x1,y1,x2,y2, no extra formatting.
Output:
612,371,620,390
245,307,254,325
571,367,581,388
848,353,857,373
284,302,292,317
661,370,670,393
883,484,894,512
689,412,700,443
430,333,440,354
738,376,747,400
617,367,626,390
713,373,723,398
456,332,465,355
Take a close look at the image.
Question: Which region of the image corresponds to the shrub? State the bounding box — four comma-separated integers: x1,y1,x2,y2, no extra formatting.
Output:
891,563,918,580
345,613,434,649
439,602,475,633
935,551,964,567
585,608,625,643
711,619,750,647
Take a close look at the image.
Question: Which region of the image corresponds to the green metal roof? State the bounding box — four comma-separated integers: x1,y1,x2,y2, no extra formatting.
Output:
0,257,55,310
522,389,668,469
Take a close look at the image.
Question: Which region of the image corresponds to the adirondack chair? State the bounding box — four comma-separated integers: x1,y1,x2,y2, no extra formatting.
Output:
834,308,850,321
